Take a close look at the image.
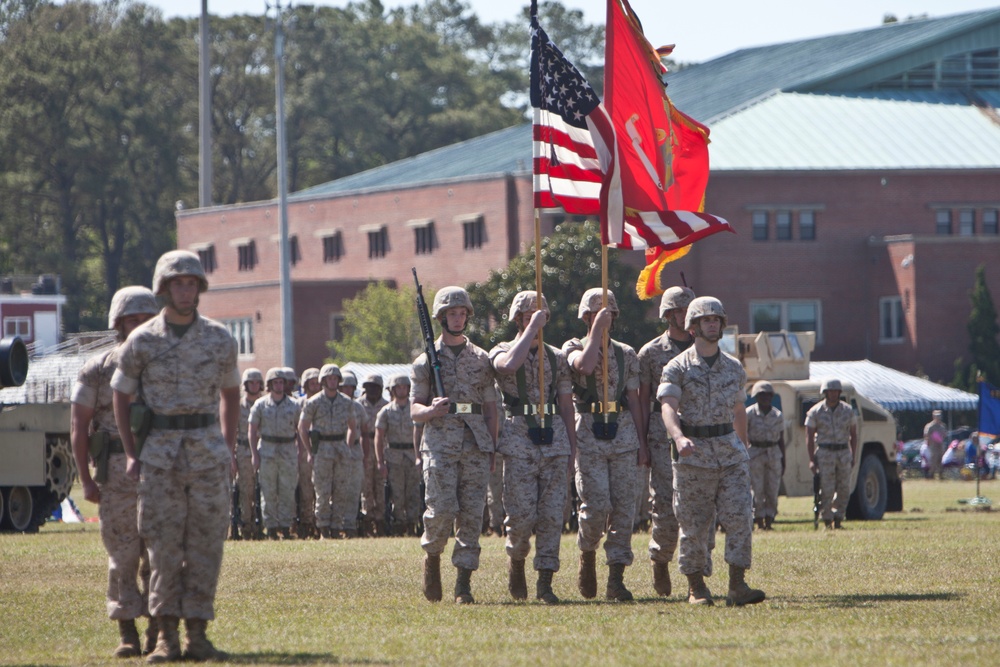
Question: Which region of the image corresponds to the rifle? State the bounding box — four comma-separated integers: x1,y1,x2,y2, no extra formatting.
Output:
384,479,393,536
812,472,821,530
230,479,240,540
412,268,446,398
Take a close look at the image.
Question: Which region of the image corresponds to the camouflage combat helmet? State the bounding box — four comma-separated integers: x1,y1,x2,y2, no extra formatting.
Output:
508,291,548,322
432,286,474,319
152,250,208,295
319,364,342,382
242,368,263,388
108,286,159,329
820,378,842,394
264,367,284,388
577,288,619,319
684,296,727,330
659,286,696,319
300,368,320,386
751,381,774,397
341,370,358,387
388,373,411,389
362,373,384,388
279,367,297,387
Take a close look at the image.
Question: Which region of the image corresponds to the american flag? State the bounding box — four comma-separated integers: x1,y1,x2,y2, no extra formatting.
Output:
530,21,730,251
530,24,621,228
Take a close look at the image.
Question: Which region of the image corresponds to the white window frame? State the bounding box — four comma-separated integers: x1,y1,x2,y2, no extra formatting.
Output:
330,313,345,342
879,296,906,344
3,316,31,338
749,300,822,343
223,318,255,358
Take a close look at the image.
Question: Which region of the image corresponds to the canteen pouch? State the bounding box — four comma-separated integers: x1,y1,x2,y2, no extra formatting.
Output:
129,402,153,456
309,430,321,456
89,431,110,484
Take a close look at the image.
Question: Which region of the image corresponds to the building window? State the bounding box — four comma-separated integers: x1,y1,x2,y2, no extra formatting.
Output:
224,318,254,357
323,232,343,263
751,211,768,241
799,210,816,240
775,211,792,241
196,246,217,273
237,241,257,271
879,296,905,343
463,216,485,250
411,220,436,255
959,209,975,237
330,313,345,342
368,227,388,259
750,300,822,342
984,209,998,235
935,210,952,235
3,316,31,338
289,235,301,266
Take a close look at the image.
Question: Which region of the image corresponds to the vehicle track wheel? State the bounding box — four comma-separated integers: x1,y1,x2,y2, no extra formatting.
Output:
46,436,76,501
6,486,35,532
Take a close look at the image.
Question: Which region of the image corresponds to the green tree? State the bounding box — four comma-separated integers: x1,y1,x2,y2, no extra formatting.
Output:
328,281,426,364
0,1,187,331
465,220,659,352
953,265,1000,389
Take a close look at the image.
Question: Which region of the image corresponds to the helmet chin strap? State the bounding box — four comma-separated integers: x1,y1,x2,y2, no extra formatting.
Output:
443,322,467,336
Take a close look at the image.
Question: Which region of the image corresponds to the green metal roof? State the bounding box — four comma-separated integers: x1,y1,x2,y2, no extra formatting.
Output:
709,90,1000,170
665,8,1000,122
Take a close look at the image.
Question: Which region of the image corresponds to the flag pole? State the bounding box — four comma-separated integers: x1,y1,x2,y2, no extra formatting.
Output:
535,211,545,419
601,242,609,413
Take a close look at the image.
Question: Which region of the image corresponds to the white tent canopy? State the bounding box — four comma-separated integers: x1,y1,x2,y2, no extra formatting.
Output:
810,360,978,412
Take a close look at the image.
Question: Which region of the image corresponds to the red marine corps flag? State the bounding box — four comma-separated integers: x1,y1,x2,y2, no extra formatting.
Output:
604,0,733,298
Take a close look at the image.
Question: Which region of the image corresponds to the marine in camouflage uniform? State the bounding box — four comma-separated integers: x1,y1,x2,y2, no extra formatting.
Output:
411,286,498,604
234,368,263,540
659,296,765,607
490,291,577,604
338,371,369,537
278,368,314,539
746,381,785,530
637,286,695,598
805,378,858,528
111,251,240,662
359,374,389,536
563,288,649,602
71,286,159,658
249,368,304,539
298,364,359,538
375,374,421,534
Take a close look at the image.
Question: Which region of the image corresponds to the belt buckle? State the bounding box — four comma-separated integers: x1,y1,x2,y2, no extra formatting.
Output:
455,403,472,414
604,401,618,414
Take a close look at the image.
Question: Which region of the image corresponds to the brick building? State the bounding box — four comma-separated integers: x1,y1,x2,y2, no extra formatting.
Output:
177,8,1000,380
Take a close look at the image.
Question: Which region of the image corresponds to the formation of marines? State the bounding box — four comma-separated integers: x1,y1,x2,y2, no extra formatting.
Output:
78,248,893,659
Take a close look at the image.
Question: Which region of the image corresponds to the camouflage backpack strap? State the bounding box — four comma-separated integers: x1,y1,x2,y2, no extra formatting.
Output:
582,338,625,416
513,344,560,430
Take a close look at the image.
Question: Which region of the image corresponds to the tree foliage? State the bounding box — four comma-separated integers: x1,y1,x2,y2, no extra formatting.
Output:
953,264,1000,390
465,220,659,352
328,282,426,365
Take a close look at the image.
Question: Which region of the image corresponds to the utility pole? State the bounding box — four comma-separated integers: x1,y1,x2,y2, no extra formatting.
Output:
198,0,212,207
269,0,295,368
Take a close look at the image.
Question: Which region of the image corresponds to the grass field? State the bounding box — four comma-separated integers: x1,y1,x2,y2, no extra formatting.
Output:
2,479,999,666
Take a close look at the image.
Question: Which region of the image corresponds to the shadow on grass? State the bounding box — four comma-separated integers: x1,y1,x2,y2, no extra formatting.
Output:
780,591,962,608
226,653,391,665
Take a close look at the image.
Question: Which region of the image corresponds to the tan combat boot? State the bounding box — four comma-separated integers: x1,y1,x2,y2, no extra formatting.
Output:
508,558,528,600
605,563,634,602
454,567,475,604
146,615,181,664
686,572,714,606
652,561,671,597
725,564,766,607
183,618,227,662
536,570,559,605
423,553,442,602
113,619,141,658
578,550,597,599
142,617,158,656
